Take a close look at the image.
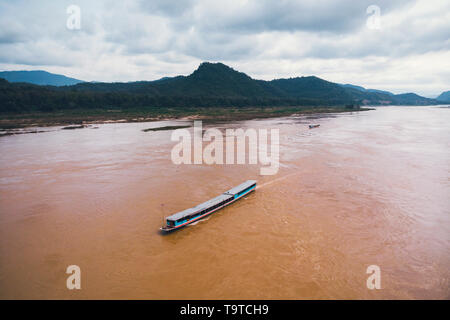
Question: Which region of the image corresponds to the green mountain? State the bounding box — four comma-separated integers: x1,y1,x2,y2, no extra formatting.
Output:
0,70,83,86
64,63,371,104
393,93,437,105
0,62,439,113
272,76,352,103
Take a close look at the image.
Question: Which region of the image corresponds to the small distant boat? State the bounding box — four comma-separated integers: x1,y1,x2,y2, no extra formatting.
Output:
160,180,257,233
309,124,320,129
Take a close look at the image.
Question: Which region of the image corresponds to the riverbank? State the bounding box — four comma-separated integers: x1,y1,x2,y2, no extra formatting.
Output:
0,105,371,131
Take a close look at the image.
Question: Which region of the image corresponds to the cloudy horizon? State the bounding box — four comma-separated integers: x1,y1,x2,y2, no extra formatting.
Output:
0,0,449,97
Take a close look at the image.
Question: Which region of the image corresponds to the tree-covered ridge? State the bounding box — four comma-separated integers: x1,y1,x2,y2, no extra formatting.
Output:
0,62,439,113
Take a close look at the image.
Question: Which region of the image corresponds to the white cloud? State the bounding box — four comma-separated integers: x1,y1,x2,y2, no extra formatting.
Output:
0,0,448,96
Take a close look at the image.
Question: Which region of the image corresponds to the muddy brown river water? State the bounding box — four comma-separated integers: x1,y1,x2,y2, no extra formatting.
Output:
0,106,449,299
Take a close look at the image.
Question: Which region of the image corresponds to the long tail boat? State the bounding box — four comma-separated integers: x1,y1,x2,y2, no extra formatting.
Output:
160,180,256,233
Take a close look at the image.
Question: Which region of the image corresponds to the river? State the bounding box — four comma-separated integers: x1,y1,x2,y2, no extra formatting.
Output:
0,106,449,299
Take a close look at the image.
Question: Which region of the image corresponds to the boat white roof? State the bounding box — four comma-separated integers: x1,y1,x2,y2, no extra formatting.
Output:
167,193,232,221
166,180,257,221
223,180,257,195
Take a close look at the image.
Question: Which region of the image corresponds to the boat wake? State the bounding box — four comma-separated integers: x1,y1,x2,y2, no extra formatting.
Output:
257,172,299,190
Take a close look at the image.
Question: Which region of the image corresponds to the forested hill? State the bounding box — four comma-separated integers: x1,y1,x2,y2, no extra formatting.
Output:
0,62,439,113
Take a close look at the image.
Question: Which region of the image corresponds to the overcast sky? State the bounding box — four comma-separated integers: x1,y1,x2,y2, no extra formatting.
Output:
0,0,448,97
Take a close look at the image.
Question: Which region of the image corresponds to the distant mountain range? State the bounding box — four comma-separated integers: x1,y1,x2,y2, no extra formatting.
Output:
0,70,83,86
436,91,450,102
0,62,446,113
339,84,394,96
